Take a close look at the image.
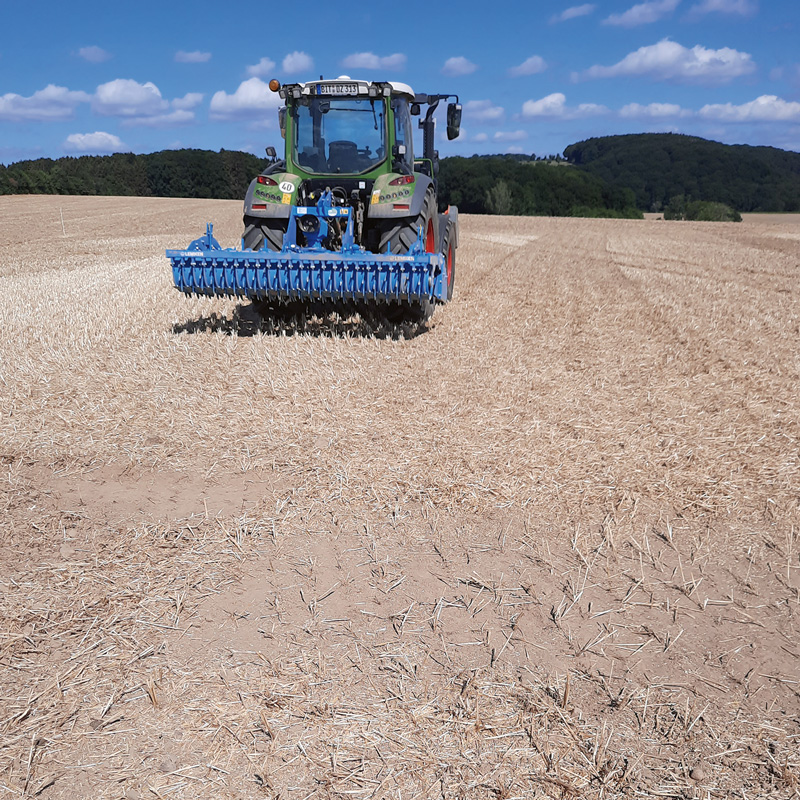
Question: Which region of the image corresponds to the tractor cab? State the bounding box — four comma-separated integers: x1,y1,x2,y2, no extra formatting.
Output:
275,78,417,181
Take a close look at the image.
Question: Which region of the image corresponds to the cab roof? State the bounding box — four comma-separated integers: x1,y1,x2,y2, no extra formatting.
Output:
279,76,416,100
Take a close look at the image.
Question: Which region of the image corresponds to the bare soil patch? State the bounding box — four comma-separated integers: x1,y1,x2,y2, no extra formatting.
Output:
1,197,798,799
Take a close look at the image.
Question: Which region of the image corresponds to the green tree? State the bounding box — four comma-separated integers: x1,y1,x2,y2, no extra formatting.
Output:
664,195,687,220
486,179,513,215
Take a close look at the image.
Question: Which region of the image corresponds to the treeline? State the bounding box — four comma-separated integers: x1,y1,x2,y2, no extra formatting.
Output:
0,149,268,199
1,148,642,218
565,134,800,213
4,134,799,217
438,156,641,218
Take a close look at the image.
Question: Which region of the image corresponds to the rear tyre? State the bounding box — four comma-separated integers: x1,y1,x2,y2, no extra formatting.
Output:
377,189,439,255
243,215,291,321
242,215,285,252
374,189,437,322
441,221,456,302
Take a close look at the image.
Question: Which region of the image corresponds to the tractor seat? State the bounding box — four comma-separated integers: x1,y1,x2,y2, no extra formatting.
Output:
327,140,358,173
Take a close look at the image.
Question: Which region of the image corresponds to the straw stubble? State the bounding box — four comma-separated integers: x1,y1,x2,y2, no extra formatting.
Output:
1,196,799,798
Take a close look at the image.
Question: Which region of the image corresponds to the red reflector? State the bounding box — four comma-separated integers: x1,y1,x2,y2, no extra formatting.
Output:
392,203,410,210
257,176,278,185
251,203,267,209
389,175,414,186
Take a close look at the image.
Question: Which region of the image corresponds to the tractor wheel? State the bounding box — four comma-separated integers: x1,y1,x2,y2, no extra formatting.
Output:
242,215,285,251
441,220,456,302
374,189,437,322
378,189,439,255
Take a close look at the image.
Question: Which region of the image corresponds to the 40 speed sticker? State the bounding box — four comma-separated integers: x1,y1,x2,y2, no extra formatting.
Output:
279,180,295,193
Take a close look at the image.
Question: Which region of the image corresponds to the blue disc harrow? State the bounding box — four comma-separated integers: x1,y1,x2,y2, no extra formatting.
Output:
167,193,448,307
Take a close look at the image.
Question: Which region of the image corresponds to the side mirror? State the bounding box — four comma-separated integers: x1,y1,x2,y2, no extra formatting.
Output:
410,103,421,116
278,107,286,139
265,146,277,160
446,103,462,141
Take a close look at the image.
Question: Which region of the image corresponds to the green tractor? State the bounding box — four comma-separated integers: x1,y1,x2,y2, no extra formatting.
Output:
168,76,461,321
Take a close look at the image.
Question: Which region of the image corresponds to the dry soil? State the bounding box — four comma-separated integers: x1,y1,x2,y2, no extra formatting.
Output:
1,196,799,799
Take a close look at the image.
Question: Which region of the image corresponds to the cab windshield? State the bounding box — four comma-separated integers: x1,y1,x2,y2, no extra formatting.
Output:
292,97,386,175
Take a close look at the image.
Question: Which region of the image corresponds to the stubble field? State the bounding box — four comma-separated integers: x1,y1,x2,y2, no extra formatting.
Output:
1,196,799,799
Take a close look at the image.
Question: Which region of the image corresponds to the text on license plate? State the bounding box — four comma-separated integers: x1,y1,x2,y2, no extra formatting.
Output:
318,83,358,95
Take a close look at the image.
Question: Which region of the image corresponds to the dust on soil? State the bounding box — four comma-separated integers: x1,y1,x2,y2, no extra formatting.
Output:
1,196,798,799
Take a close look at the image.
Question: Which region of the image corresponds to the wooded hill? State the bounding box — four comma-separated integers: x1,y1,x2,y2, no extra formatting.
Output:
438,155,641,218
0,149,640,218
0,149,266,200
564,133,800,213
2,133,799,215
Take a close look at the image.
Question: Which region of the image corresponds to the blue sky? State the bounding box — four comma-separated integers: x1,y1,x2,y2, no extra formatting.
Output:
1,0,799,165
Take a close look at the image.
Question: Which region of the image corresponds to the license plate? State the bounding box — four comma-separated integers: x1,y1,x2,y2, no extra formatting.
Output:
318,83,358,96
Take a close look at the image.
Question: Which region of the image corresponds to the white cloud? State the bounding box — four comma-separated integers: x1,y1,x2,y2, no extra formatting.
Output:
171,92,204,110
78,46,111,63
464,99,504,123
63,131,127,154
247,57,277,77
283,51,313,74
576,103,608,117
175,51,211,63
699,94,800,121
522,93,569,117
551,4,596,22
209,77,282,120
92,80,201,125
494,130,527,142
341,52,406,70
689,0,757,15
93,79,168,116
0,84,90,122
521,93,608,119
620,102,693,118
604,0,680,27
505,146,526,154
123,110,196,127
509,55,547,77
442,56,477,77
473,132,489,142
580,39,755,84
